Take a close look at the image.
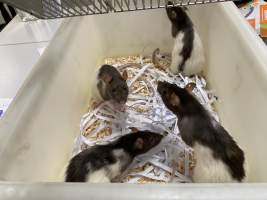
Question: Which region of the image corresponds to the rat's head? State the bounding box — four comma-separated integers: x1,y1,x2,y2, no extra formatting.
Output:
118,131,163,156
157,81,199,117
166,2,191,37
99,66,129,105
166,2,188,24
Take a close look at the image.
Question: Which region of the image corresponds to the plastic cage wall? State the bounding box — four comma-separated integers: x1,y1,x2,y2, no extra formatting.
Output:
2,0,234,19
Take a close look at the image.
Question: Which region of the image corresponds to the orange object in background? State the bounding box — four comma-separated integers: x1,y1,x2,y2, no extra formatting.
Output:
260,4,267,37
248,18,256,28
260,27,267,37
260,4,267,23
239,0,267,37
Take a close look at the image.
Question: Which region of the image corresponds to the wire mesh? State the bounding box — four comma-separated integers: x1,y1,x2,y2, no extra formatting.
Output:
1,0,233,19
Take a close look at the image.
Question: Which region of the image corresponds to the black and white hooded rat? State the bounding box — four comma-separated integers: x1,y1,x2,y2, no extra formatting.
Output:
166,2,205,76
157,81,245,182
65,131,163,183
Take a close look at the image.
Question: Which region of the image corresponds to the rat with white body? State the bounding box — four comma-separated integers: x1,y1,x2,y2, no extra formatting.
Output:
91,64,129,107
166,2,205,76
157,81,245,183
65,131,163,182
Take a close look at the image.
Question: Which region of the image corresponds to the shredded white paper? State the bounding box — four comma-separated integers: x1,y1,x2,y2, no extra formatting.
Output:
72,54,219,184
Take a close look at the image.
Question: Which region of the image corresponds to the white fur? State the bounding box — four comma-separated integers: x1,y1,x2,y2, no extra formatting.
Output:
170,32,184,74
86,149,129,183
193,143,236,183
86,168,111,183
86,160,122,183
170,29,205,76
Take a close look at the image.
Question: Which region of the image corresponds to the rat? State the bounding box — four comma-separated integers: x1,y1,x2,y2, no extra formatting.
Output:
152,48,171,70
166,2,205,76
65,131,163,182
157,81,245,182
91,64,129,107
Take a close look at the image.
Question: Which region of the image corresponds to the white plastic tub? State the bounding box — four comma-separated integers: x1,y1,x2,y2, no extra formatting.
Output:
1,2,267,198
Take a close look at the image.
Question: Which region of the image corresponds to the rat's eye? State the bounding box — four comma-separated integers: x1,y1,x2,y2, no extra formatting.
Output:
112,89,116,93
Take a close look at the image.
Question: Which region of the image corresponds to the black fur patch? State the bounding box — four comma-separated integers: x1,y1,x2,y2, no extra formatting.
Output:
166,4,194,73
179,27,194,72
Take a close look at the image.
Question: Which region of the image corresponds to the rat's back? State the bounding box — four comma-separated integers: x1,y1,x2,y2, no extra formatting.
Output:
65,146,114,182
65,146,131,183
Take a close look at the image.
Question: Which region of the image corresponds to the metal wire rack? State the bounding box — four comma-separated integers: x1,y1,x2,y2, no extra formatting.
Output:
2,0,233,19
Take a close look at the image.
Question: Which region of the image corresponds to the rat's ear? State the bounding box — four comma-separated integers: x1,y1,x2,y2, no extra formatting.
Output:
170,92,180,107
129,127,139,133
167,1,174,6
152,48,160,67
153,48,160,56
100,73,113,83
134,138,144,150
185,82,196,93
122,70,128,81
